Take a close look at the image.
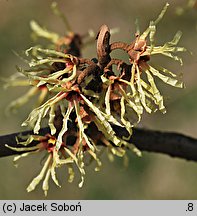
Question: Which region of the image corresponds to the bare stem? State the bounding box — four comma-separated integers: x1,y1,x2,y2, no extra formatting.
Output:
0,127,197,162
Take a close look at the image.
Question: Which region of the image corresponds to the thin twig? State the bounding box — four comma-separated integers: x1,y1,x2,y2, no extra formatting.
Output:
0,127,197,162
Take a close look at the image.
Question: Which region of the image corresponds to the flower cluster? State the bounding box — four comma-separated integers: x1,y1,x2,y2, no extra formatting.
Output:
4,3,185,195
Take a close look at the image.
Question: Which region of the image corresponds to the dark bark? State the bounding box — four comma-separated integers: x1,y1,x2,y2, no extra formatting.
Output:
132,128,197,161
0,127,197,162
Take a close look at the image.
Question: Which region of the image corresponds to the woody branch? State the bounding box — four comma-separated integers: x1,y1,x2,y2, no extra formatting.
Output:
0,127,197,162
